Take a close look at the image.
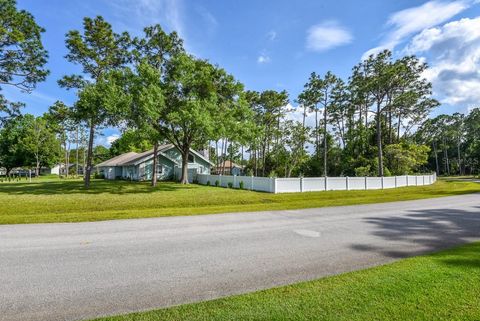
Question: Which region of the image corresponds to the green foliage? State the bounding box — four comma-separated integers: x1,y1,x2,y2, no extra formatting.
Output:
215,180,219,187
21,114,62,173
109,130,153,156
239,181,244,189
384,142,430,175
0,0,48,123
0,115,28,173
93,145,110,165
227,182,233,188
59,16,132,188
354,165,372,177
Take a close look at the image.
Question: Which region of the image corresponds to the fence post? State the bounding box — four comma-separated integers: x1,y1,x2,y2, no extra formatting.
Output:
251,175,254,191
365,176,367,190
325,176,328,191
233,175,237,188
300,176,304,192
394,175,397,188
271,177,277,194
346,176,349,190
406,175,409,186
381,176,384,189
415,175,418,186
219,174,222,187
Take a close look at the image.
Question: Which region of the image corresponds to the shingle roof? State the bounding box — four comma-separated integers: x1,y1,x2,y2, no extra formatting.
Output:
96,143,214,167
95,152,138,167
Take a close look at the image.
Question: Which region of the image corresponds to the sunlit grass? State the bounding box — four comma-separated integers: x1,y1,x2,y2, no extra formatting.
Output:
0,177,479,224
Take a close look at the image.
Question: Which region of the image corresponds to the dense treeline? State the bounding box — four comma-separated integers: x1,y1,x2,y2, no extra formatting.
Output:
0,1,479,188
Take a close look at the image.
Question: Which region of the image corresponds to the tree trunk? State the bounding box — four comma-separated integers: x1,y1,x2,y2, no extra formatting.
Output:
76,127,79,176
84,121,95,189
443,137,450,176
323,106,328,177
254,147,257,176
315,109,319,159
433,141,439,176
457,139,462,175
215,140,219,170
397,114,402,142
151,142,158,187
222,139,228,175
376,102,384,177
180,148,190,184
36,158,40,177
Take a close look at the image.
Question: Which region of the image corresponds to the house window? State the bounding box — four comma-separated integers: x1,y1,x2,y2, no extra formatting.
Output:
188,153,195,163
156,164,163,174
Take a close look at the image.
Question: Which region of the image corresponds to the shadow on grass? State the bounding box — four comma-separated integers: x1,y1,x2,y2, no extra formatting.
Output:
0,179,197,195
350,205,480,266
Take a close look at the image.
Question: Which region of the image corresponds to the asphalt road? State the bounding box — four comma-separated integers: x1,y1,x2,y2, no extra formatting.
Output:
1,194,480,321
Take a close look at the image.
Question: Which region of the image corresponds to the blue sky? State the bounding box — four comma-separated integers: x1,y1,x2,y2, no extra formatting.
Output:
5,0,480,145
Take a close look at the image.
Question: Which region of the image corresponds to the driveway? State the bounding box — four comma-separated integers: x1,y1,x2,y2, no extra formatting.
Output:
1,194,479,321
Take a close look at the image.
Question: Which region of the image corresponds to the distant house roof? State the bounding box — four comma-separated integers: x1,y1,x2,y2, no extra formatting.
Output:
96,144,213,167
214,160,245,170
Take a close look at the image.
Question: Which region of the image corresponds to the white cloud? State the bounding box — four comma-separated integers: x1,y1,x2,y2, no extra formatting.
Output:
107,134,120,144
196,6,218,35
362,0,473,59
404,17,480,108
267,30,277,41
106,0,185,38
257,53,271,64
306,20,353,52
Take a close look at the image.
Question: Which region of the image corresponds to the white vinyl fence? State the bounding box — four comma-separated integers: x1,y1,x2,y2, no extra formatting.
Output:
196,173,437,194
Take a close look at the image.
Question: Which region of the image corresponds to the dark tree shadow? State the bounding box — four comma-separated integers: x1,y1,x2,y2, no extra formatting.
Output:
0,180,197,195
350,206,480,266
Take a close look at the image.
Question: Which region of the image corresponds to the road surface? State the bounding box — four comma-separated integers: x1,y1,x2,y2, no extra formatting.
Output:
1,194,480,321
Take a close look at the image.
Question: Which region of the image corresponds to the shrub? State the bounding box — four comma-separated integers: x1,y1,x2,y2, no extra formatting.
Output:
215,180,219,187
206,180,211,186
227,182,233,188
94,172,105,179
239,181,244,189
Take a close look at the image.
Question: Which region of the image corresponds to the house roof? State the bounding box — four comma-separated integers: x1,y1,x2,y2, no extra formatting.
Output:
214,160,244,169
96,144,213,167
95,152,139,167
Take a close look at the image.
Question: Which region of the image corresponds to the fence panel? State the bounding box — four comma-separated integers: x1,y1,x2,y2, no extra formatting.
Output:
407,175,417,186
196,173,435,194
349,177,366,190
253,177,274,192
327,177,347,190
396,176,407,187
276,178,301,193
383,177,396,189
303,178,325,192
366,177,382,189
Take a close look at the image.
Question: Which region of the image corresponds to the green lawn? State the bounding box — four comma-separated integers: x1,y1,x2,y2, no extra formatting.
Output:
0,176,479,224
92,242,480,321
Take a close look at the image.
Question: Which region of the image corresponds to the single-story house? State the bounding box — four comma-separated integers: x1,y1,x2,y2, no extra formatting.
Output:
95,144,213,182
213,160,245,176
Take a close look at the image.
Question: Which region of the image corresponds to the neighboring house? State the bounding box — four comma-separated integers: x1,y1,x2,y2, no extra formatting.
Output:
96,144,213,182
213,160,245,176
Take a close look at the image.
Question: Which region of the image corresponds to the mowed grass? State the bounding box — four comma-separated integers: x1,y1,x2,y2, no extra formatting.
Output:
92,242,480,321
0,176,479,224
